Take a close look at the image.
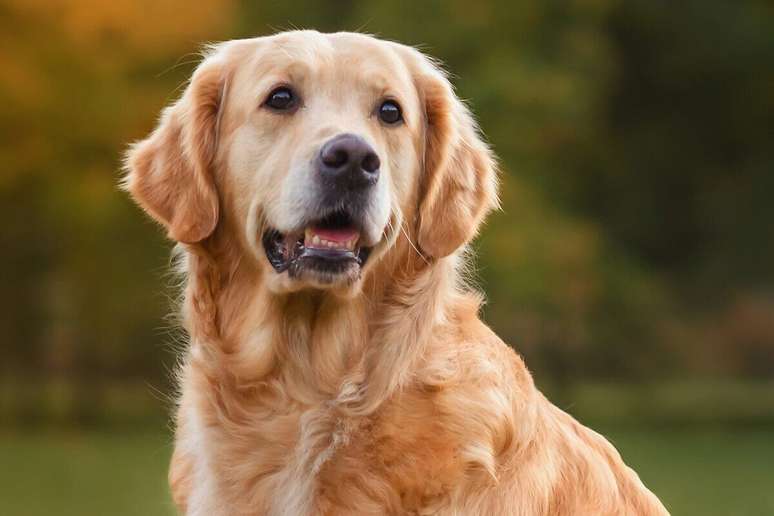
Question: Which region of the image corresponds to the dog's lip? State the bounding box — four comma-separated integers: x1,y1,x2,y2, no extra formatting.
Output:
262,229,372,274
262,213,373,275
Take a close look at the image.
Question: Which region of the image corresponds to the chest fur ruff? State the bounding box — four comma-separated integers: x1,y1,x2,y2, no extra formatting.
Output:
175,380,479,516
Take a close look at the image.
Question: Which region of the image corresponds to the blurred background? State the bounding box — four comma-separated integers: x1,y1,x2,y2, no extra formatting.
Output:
1,0,773,514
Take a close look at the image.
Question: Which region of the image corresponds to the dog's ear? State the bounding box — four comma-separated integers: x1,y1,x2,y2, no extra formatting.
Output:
412,55,499,259
122,55,226,244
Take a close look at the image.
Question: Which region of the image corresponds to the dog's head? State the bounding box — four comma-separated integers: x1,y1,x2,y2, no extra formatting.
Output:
124,31,497,294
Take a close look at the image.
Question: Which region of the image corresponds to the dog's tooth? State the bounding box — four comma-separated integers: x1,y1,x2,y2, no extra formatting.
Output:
313,235,321,245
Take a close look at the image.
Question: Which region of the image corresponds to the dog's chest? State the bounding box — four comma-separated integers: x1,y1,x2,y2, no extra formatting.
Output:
193,388,465,515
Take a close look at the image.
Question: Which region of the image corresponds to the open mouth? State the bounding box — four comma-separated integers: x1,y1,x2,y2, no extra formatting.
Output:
262,210,373,280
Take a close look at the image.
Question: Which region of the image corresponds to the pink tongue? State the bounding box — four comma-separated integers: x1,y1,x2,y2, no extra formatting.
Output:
311,227,359,243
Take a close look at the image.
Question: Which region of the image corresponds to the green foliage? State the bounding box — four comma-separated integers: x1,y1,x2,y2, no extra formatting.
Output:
1,0,772,422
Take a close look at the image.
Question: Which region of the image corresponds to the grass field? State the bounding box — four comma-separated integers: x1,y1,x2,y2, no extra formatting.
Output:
1,426,773,515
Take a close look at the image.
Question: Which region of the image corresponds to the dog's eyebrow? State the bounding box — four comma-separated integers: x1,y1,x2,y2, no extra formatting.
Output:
359,73,404,100
355,58,415,100
282,62,314,84
257,58,312,83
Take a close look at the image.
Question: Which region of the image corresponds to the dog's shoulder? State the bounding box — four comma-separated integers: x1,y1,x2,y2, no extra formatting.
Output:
405,310,540,473
408,311,669,515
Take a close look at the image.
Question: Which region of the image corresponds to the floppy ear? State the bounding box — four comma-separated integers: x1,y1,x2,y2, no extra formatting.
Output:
415,60,499,259
122,56,225,244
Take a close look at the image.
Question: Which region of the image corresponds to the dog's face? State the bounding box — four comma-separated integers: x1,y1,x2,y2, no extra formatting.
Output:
226,33,422,291
125,31,497,294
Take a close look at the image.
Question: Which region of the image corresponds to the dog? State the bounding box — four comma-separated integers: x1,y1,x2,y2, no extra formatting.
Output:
123,31,668,516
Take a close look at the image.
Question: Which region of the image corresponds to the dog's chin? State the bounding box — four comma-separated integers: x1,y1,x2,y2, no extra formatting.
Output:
262,209,376,291
289,253,365,289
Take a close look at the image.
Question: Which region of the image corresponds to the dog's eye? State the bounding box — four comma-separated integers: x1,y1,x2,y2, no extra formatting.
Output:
264,87,297,111
378,100,403,125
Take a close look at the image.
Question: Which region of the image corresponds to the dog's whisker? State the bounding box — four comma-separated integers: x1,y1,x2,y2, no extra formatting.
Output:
399,221,428,266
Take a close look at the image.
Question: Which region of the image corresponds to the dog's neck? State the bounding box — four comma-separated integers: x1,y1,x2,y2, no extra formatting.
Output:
177,233,473,415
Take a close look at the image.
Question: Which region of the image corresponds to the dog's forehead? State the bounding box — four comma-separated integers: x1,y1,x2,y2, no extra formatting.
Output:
229,32,416,98
270,31,405,69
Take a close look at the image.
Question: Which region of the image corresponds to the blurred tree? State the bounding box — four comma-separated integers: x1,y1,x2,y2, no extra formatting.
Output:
1,0,772,423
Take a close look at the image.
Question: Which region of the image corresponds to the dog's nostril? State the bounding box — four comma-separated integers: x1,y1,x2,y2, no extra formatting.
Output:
361,152,380,174
322,148,349,168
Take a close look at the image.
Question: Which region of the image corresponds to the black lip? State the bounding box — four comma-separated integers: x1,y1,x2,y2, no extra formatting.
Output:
299,247,360,262
262,229,293,272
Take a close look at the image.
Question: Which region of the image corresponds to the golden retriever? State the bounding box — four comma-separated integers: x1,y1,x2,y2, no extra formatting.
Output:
123,31,668,516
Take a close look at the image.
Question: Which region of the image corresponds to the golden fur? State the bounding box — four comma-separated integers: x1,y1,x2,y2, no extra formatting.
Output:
123,31,668,515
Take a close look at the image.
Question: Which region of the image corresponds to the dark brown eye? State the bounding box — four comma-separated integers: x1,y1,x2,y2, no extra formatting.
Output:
264,87,297,111
378,100,403,125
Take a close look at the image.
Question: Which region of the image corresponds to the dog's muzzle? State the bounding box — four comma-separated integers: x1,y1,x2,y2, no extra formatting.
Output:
262,133,380,282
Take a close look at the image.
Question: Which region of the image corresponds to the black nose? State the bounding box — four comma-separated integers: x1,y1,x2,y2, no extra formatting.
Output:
317,133,380,189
